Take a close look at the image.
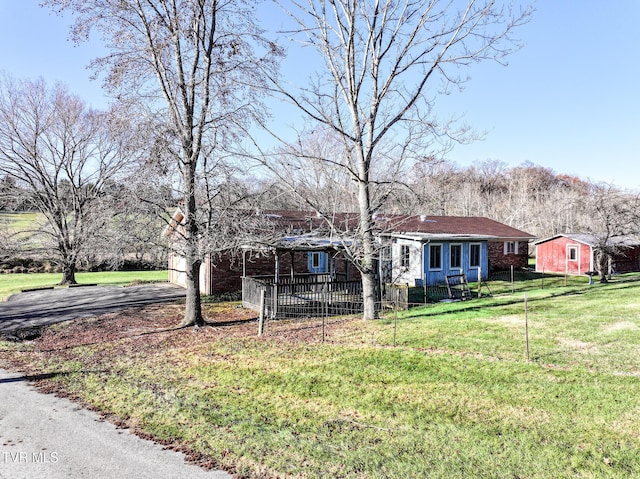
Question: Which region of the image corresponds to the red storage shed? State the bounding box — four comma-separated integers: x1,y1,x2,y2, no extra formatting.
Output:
535,233,640,276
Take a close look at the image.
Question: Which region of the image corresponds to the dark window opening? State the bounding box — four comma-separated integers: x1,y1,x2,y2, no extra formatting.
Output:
430,244,442,270
450,244,462,269
470,244,481,268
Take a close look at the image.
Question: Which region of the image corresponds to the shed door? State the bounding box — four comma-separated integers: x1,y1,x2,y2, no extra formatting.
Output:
566,244,580,275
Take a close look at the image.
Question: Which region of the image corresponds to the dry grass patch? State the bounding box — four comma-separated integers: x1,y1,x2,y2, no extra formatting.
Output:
604,321,639,332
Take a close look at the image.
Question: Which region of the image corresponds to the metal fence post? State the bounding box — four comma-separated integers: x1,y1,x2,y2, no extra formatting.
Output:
511,265,515,294
524,292,530,361
258,289,265,336
393,288,399,347
322,285,326,343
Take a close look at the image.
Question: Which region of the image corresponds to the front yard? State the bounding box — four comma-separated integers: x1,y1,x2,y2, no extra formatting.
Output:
0,270,168,300
1,274,640,478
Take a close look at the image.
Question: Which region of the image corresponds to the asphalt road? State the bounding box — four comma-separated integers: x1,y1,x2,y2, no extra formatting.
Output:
0,283,186,333
0,369,231,479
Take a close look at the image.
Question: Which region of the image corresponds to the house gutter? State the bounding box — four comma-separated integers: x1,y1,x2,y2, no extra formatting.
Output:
421,239,430,289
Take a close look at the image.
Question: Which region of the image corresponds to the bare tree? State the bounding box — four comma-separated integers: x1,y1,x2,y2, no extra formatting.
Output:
585,183,639,282
46,0,281,326
410,159,464,216
261,0,531,319
0,75,130,284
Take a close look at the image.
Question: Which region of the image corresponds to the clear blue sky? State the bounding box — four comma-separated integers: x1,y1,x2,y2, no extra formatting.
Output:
1,1,639,190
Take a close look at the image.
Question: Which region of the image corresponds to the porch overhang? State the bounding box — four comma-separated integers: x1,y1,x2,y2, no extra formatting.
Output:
380,232,499,242
241,233,356,253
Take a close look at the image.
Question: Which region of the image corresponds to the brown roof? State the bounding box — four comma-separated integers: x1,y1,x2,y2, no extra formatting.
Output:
260,211,535,240
380,215,535,239
167,208,535,241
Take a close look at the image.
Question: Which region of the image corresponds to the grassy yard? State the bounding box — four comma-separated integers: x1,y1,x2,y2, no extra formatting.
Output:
1,274,640,478
0,211,42,230
0,270,169,300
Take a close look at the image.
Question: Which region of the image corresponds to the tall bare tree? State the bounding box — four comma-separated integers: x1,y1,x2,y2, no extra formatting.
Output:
0,75,130,284
46,0,281,326
262,0,531,319
585,183,639,282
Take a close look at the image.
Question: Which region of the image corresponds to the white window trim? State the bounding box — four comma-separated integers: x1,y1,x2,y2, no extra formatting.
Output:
567,245,579,262
504,241,519,255
429,243,443,271
469,242,482,269
450,243,463,270
400,244,410,269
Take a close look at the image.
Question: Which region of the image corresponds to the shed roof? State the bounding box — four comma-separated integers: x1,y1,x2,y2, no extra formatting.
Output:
534,233,640,247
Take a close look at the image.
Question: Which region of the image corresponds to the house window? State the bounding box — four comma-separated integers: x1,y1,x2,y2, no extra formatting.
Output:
450,244,462,269
308,252,327,272
400,245,410,269
380,245,391,261
470,243,481,268
311,252,321,269
505,241,518,255
429,244,442,270
568,246,578,261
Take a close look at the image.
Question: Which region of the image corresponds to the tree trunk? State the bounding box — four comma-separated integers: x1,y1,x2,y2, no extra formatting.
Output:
596,251,609,283
59,261,77,285
357,170,379,320
361,270,378,320
180,257,205,327
180,162,205,328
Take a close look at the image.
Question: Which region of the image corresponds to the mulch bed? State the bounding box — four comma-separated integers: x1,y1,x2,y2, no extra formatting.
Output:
1,302,354,370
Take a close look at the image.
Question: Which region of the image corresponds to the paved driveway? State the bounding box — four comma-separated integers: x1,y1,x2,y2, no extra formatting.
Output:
0,283,186,333
0,368,230,479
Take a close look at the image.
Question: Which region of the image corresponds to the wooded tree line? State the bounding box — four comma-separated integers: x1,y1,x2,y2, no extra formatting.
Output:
3,0,636,326
248,157,640,246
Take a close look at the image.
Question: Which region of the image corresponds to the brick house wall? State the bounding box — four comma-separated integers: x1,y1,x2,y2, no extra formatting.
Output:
487,240,529,271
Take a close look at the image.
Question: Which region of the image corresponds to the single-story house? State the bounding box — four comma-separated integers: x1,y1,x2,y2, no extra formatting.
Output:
166,209,535,294
534,233,640,276
378,215,535,287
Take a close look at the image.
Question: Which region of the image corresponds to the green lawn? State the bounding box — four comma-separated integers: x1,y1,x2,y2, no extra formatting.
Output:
0,211,42,230
0,270,169,300
2,274,640,478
